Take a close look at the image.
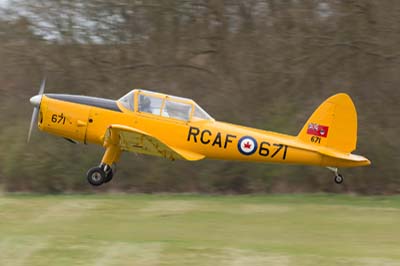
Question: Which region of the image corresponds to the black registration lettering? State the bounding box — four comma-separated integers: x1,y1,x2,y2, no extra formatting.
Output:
187,127,236,149
271,144,283,158
259,141,270,157
283,145,288,160
187,126,200,142
311,136,321,144
200,130,212,144
224,134,237,148
51,113,66,125
258,142,288,160
212,132,222,148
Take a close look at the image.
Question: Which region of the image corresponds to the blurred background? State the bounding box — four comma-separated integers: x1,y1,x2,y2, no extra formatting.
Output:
0,0,398,194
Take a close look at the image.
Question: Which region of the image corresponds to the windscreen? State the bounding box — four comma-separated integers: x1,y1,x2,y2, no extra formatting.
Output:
118,91,135,111
193,105,212,120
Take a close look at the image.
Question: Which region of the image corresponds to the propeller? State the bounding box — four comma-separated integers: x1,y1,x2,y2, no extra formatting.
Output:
27,79,46,142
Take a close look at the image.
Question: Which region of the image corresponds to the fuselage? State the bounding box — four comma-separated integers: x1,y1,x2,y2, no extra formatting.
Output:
37,93,369,168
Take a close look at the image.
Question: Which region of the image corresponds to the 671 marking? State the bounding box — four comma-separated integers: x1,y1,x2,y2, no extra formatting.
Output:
258,142,288,160
51,113,66,124
311,136,321,144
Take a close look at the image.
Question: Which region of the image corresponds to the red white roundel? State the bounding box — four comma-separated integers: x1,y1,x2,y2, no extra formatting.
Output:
237,136,258,155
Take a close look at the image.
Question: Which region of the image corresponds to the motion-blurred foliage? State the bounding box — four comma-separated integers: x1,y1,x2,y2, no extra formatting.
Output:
0,0,398,193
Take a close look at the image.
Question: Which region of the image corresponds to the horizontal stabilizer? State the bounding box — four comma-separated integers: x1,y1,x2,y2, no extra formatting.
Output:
318,146,371,166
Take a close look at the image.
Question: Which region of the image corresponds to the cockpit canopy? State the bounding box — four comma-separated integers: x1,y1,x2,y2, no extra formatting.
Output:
118,89,213,122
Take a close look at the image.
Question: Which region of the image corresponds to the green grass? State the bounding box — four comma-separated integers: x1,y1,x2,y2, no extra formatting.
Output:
1,194,400,266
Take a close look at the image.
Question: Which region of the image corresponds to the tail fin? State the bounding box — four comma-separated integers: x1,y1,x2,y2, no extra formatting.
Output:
297,93,357,153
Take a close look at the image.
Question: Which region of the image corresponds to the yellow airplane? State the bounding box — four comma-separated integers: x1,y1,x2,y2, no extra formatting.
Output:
28,80,370,186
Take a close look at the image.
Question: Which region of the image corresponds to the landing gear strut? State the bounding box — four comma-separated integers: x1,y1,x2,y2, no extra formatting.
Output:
87,127,121,186
327,167,344,184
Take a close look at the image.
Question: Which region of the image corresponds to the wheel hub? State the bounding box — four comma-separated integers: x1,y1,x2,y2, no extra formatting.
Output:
91,172,102,182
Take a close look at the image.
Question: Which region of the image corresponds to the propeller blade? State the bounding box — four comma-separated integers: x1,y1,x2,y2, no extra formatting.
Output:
38,78,46,95
27,78,46,142
27,107,38,143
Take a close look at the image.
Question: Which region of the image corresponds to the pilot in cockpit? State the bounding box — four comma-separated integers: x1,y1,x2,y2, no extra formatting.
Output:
139,96,152,113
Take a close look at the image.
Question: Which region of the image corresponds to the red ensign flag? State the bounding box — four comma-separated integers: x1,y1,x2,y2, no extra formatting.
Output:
307,123,329,138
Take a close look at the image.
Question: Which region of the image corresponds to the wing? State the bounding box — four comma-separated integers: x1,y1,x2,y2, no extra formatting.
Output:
104,124,205,161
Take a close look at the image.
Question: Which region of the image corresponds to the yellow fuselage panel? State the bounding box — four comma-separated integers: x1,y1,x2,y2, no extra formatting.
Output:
39,97,90,142
38,95,365,168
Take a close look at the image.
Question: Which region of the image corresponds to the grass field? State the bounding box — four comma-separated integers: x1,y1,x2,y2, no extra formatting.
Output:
0,194,400,266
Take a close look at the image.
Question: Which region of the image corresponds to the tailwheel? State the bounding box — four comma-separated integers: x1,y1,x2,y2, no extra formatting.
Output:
87,166,106,186
327,167,344,185
334,174,344,184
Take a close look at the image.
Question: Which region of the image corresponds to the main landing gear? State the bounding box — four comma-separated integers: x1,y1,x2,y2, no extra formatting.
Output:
327,167,344,184
87,129,121,186
87,163,115,186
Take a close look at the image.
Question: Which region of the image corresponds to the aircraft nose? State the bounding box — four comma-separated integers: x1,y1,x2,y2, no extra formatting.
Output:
30,94,42,107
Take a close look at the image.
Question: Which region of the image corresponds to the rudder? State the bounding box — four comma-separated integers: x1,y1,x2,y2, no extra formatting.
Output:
297,93,357,153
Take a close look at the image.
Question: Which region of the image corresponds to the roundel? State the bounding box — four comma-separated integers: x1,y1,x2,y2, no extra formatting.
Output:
237,136,258,155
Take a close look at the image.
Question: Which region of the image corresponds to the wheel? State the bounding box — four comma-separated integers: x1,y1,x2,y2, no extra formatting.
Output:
334,174,344,184
87,167,106,186
104,170,113,183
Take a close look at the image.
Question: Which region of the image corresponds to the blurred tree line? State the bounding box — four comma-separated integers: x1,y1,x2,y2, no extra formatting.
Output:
0,0,398,194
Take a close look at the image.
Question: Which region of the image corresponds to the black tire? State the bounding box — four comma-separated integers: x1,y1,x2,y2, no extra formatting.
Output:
334,174,344,184
87,167,105,186
104,170,113,183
